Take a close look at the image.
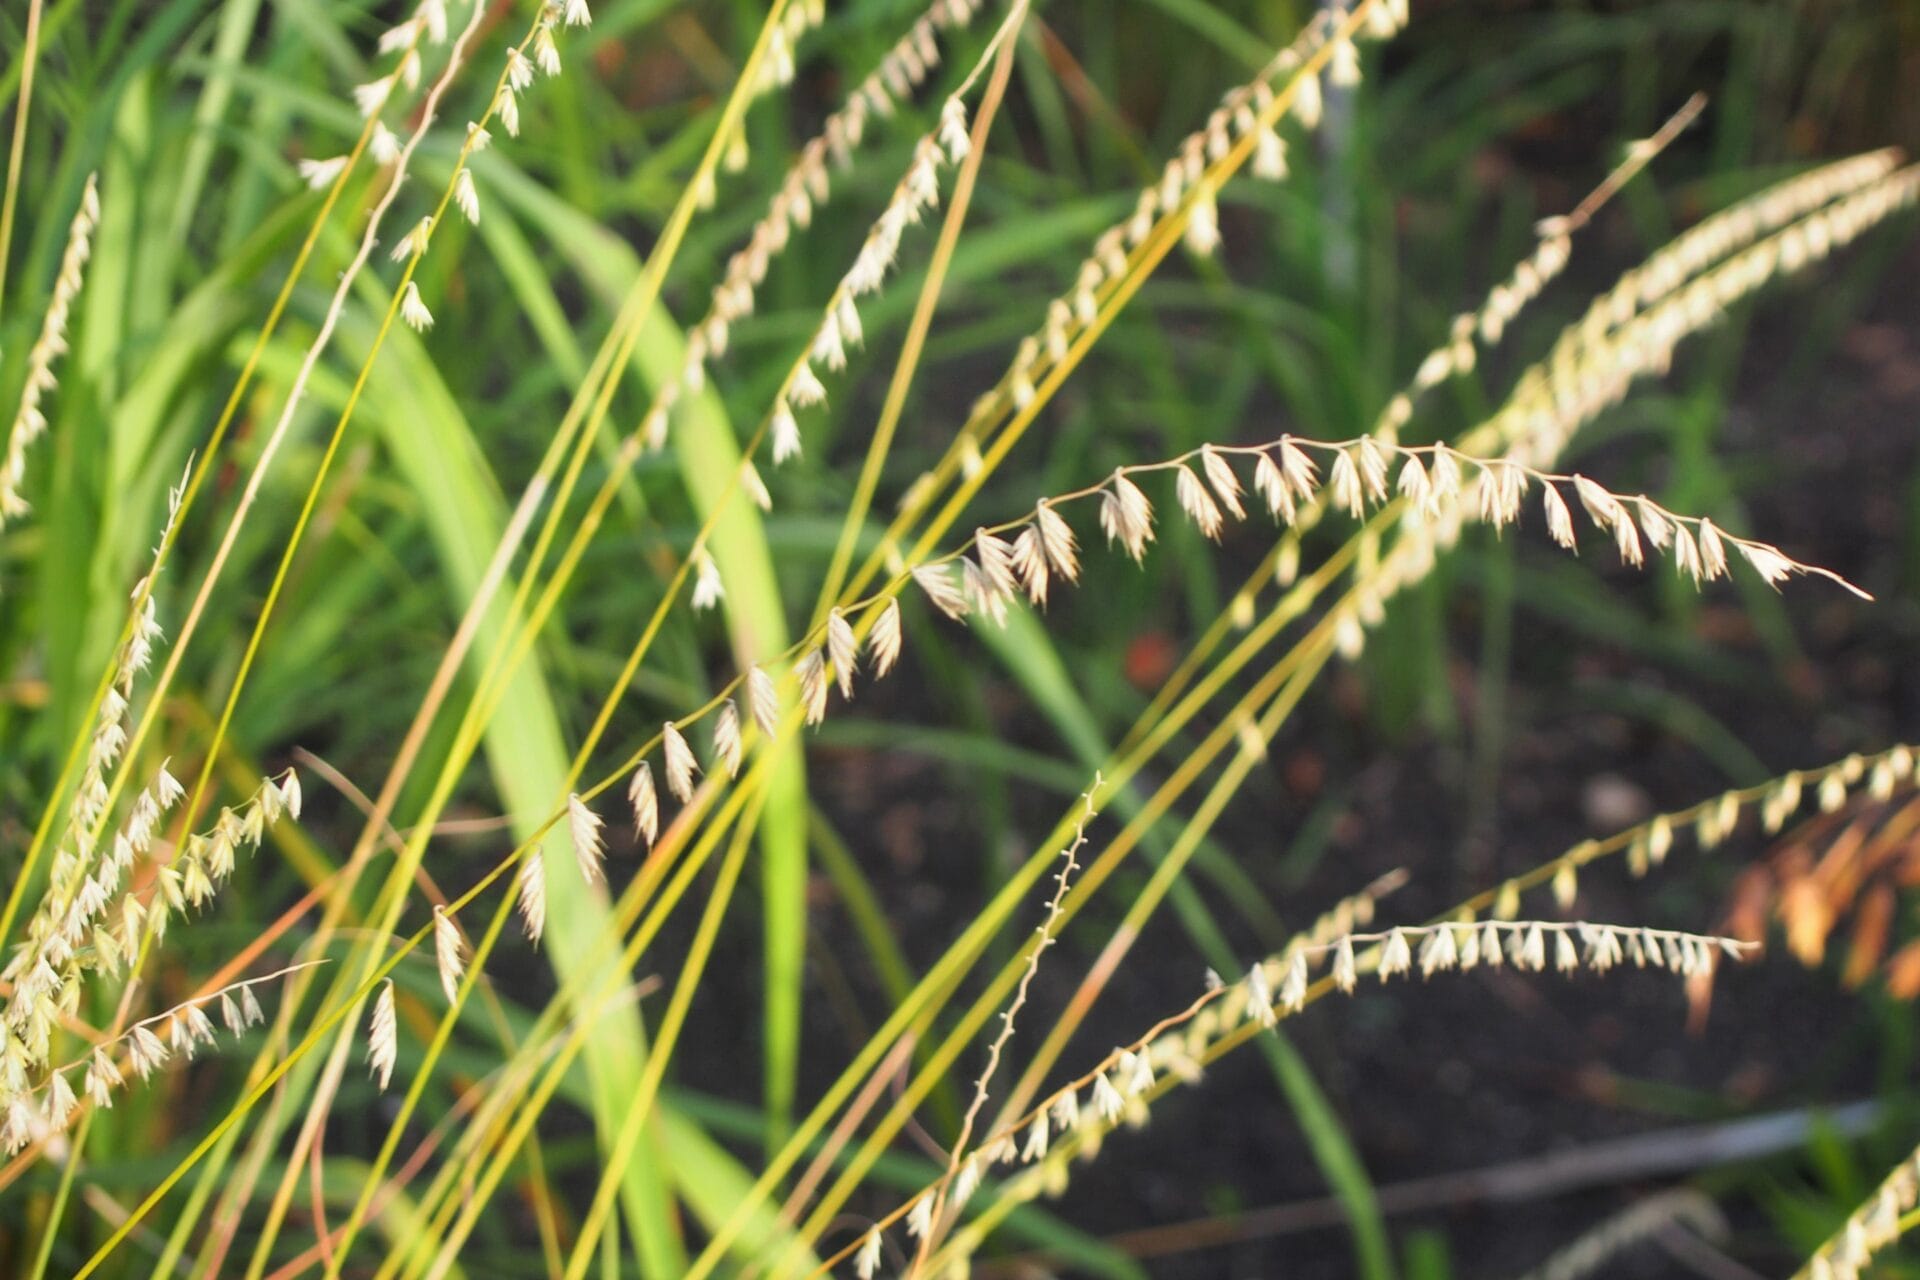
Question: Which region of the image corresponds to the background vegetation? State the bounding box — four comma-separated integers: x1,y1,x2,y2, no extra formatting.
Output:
2,0,1919,1275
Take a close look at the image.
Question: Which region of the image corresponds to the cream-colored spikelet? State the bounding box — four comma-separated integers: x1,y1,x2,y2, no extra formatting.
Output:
400,281,434,331
366,981,398,1092
826,608,859,698
867,598,903,677
566,794,605,885
433,905,467,1002
661,721,700,802
747,665,781,737
515,851,548,944
690,549,725,611
627,761,659,846
711,699,744,778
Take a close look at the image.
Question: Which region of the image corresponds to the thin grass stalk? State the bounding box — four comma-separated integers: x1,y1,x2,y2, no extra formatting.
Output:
837,155,1920,1258
316,833,525,1277
996,624,1337,1125
559,784,771,1279
910,627,1917,1276
855,9,1353,569
1105,105,1699,756
904,787,1089,1274
0,0,43,317
404,748,778,1278
167,480,553,1274
988,156,1917,1133
56,25,1889,1274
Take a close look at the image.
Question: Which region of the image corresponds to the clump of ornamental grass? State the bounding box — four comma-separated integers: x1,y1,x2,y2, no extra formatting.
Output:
2,0,1918,1275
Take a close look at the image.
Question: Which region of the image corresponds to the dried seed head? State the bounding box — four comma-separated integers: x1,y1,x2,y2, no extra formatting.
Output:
299,155,349,190
826,609,858,699
747,665,781,737
770,399,802,464
1696,517,1728,580
1332,935,1357,992
433,905,466,1002
906,1192,933,1239
912,563,969,620
516,850,548,944
400,281,434,331
627,762,659,845
1176,464,1224,539
712,700,743,778
867,598,903,678
567,794,605,885
367,981,398,1091
691,549,725,611
796,649,829,724
1010,526,1049,605
1541,482,1577,549
1200,447,1246,519
662,721,700,802
1378,927,1412,979
454,168,481,224
1034,501,1080,582
855,1227,883,1280
1328,449,1364,518
1050,1086,1081,1133
741,461,773,511
1100,473,1156,562
1279,950,1309,1011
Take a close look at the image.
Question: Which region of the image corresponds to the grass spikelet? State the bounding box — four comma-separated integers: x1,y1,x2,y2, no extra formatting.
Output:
515,852,547,944
367,980,398,1092
2,172,98,526
627,762,659,845
867,598,904,677
826,608,858,698
712,699,744,778
433,906,466,1002
747,665,781,736
661,720,700,801
566,794,605,885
